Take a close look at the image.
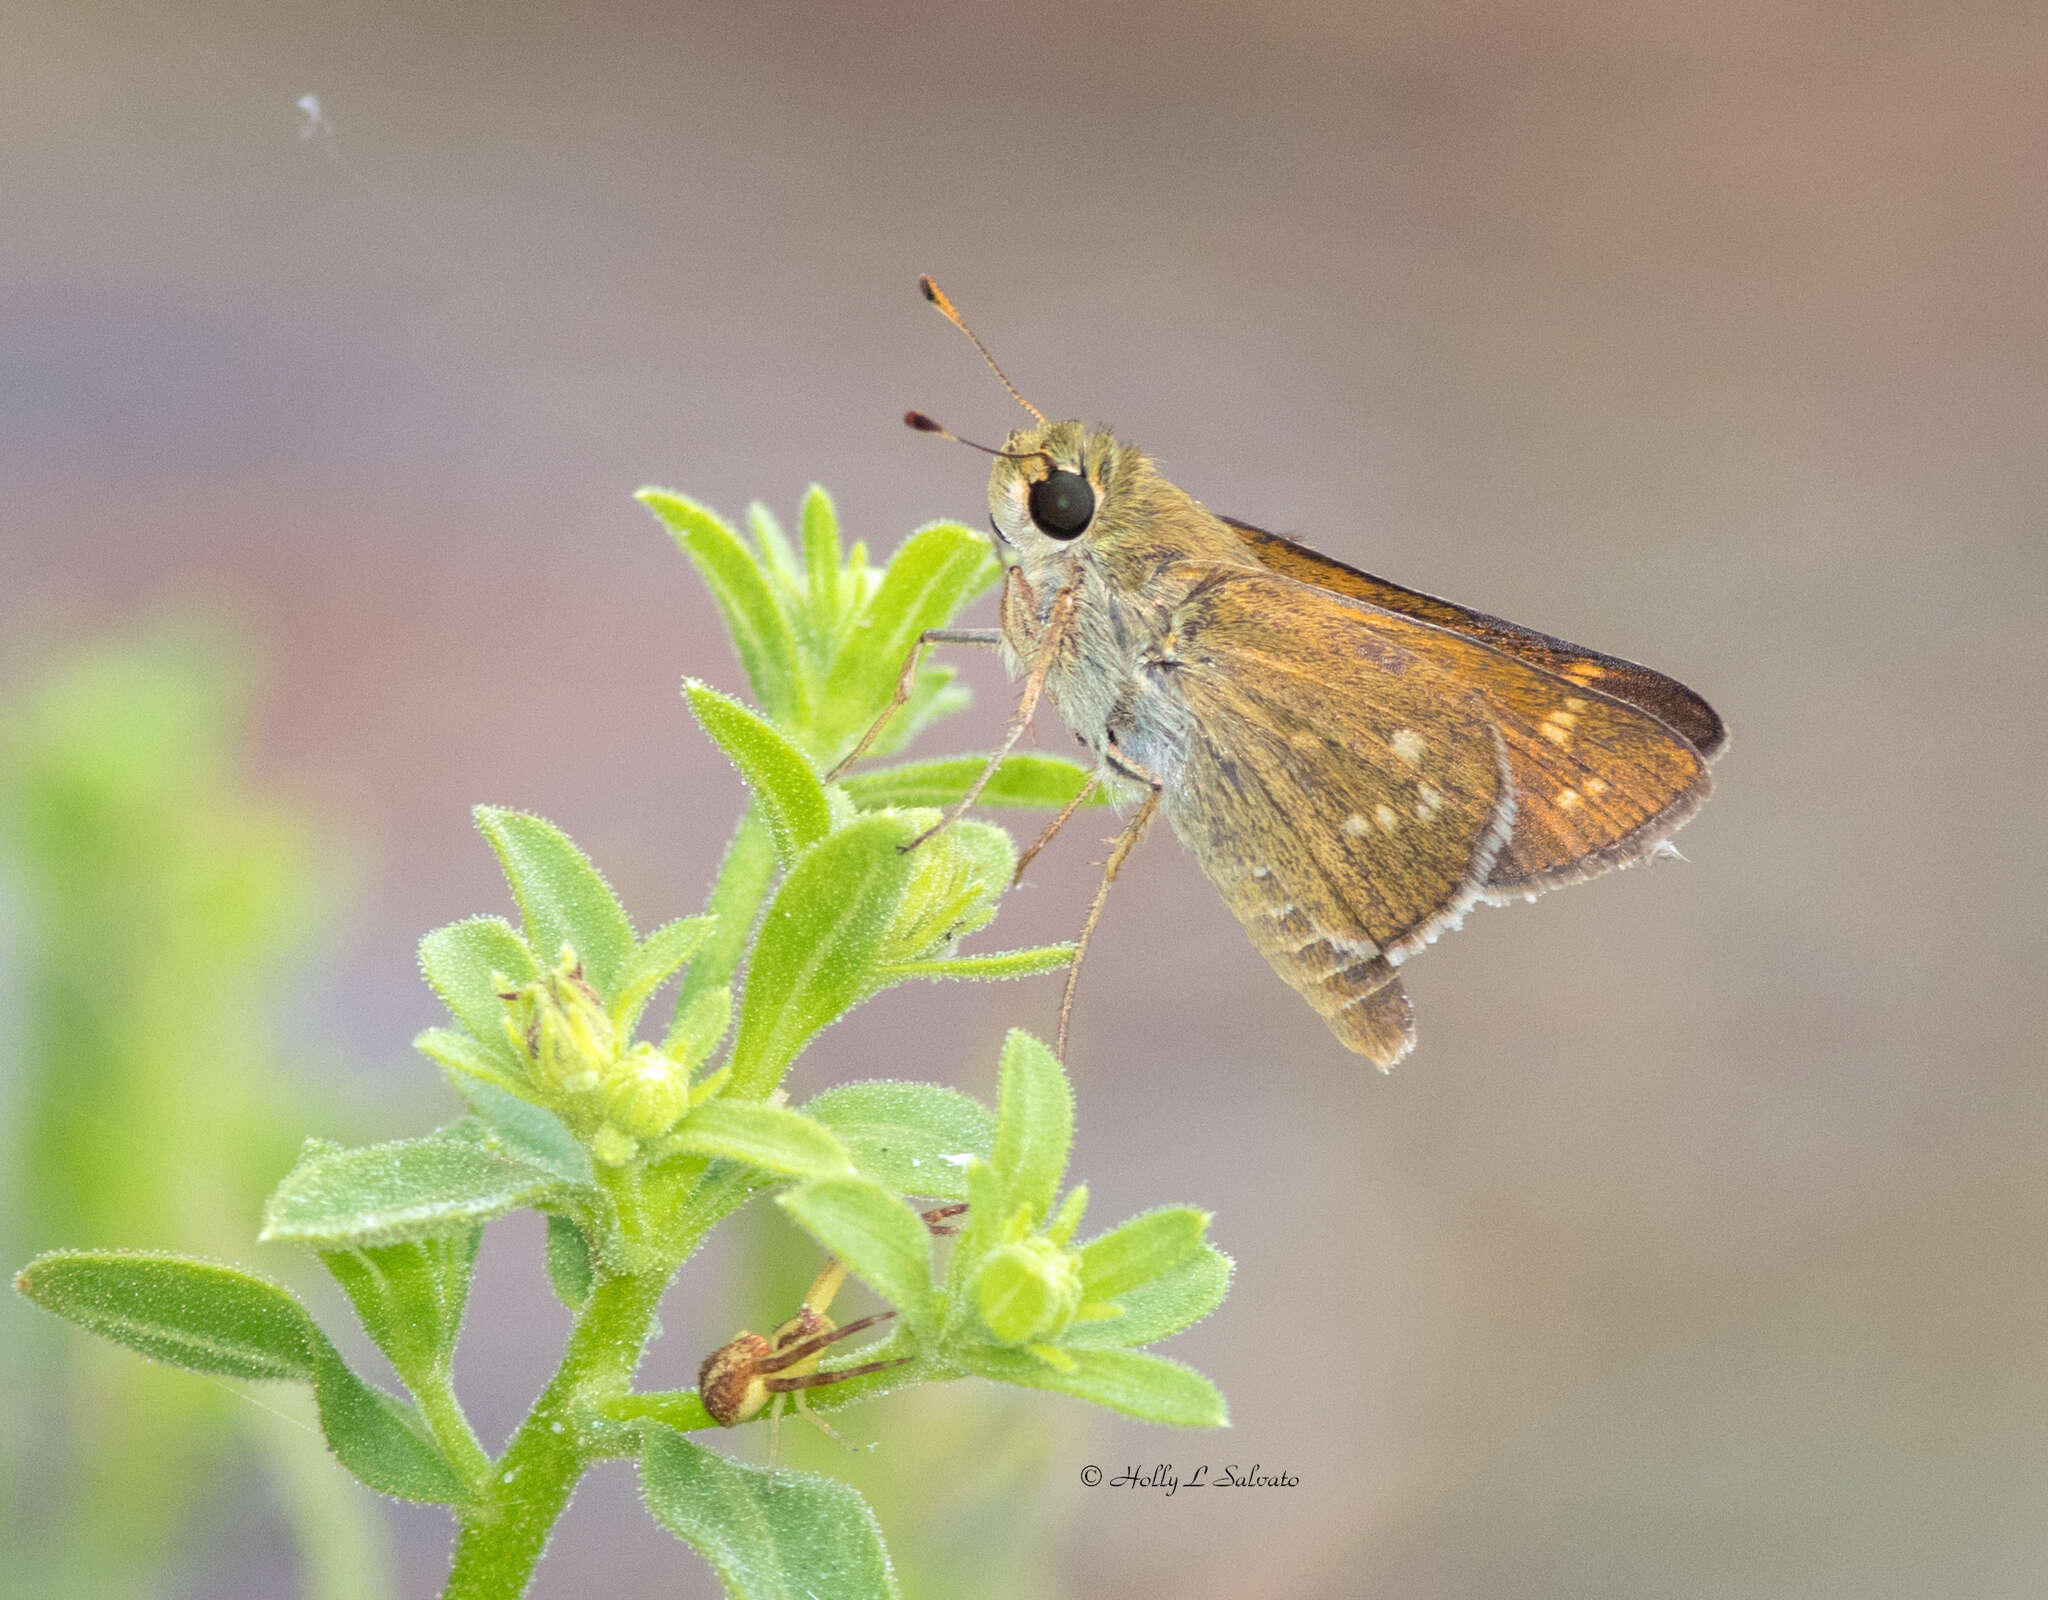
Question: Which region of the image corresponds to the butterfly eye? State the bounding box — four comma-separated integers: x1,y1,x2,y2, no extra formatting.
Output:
1027,470,1095,539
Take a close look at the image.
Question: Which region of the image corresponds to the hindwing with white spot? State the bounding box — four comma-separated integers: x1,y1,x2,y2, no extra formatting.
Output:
1147,566,1516,1067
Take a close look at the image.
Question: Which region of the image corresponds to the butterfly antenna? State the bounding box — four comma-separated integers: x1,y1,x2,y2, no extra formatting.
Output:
918,275,1047,426
903,411,1054,472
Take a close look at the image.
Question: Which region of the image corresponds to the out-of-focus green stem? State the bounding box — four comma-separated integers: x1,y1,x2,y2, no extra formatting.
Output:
260,1389,395,1600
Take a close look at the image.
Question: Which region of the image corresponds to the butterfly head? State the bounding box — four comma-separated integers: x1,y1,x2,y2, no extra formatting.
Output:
985,420,1119,551
904,410,1137,563
906,277,1208,573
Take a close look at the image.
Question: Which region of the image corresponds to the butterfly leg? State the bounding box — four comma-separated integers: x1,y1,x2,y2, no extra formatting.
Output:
903,584,1079,851
1013,771,1102,886
823,627,1003,782
1057,744,1162,1059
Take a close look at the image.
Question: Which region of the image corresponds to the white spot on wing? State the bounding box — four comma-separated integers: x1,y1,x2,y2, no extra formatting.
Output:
1390,729,1427,767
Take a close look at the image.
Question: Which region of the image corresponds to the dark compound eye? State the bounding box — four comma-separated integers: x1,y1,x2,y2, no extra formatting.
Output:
1027,470,1095,538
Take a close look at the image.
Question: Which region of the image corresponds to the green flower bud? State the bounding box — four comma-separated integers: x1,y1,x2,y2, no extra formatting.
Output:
603,1043,688,1138
883,817,1016,963
974,1235,1083,1345
499,948,617,1097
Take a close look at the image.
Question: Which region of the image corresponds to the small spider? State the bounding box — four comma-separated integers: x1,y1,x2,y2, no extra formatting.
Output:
698,1204,966,1463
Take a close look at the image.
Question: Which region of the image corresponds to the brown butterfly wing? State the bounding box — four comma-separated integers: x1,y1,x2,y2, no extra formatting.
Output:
1473,674,1712,897
1220,520,1716,897
1149,568,1515,1067
1222,517,1727,761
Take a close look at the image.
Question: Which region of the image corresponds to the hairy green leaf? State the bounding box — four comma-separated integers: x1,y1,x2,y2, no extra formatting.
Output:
261,1132,570,1248
419,915,535,1068
306,1341,470,1503
16,1250,467,1502
841,753,1103,811
747,501,825,674
804,1080,994,1200
544,1214,595,1311
779,1176,939,1340
15,1250,318,1381
320,1230,480,1380
819,522,997,757
956,1344,1227,1428
661,985,732,1077
875,817,1012,964
442,1078,594,1187
801,484,846,632
746,501,804,592
612,914,714,1039
641,1426,899,1600
640,489,807,725
661,1101,852,1180
1061,1244,1234,1350
668,1159,781,1243
474,807,636,998
675,807,777,1018
991,1029,1072,1222
416,1024,532,1100
726,813,919,1098
943,1158,1008,1327
877,944,1075,985
685,683,831,864
1076,1206,1211,1302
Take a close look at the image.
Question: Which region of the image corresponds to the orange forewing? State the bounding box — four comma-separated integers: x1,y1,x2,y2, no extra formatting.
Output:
1221,518,1716,896
1223,517,1727,760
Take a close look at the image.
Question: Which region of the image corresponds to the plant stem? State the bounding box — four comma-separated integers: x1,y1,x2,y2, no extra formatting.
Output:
413,1367,496,1500
441,1268,670,1600
595,1389,717,1432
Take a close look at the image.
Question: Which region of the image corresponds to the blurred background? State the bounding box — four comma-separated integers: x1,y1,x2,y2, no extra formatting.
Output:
4,0,2044,1595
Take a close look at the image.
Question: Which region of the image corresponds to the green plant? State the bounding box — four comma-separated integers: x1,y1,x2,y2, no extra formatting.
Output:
14,488,1233,1599
0,629,390,1600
